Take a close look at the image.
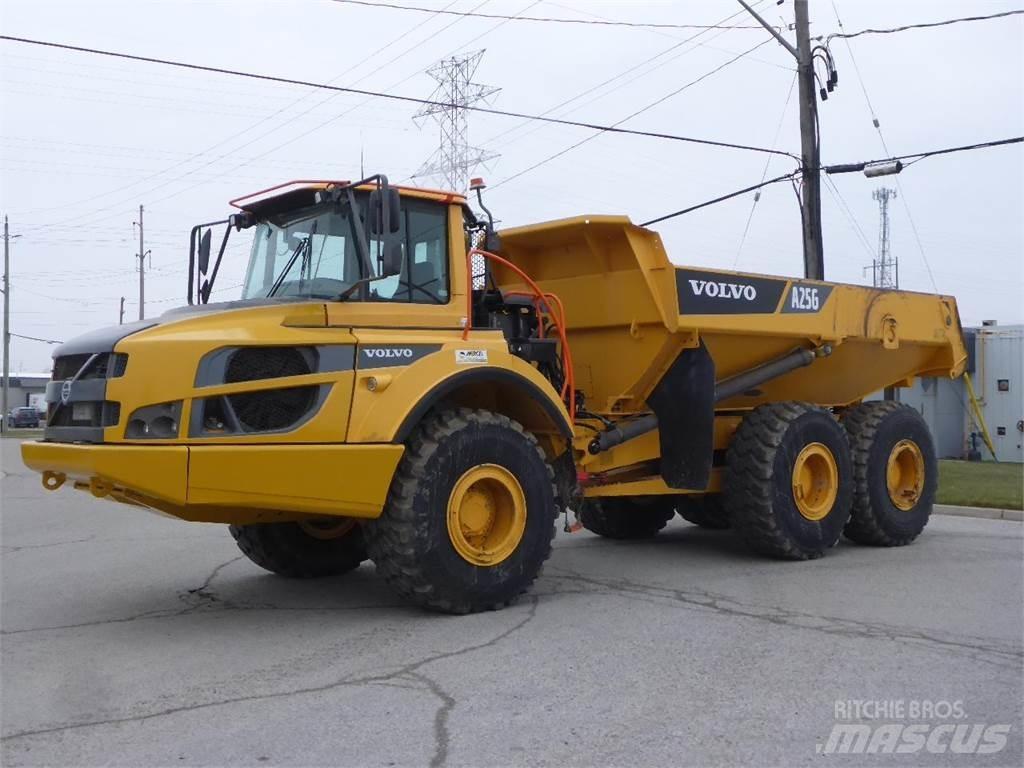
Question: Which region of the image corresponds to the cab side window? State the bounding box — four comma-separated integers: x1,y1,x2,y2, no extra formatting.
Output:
371,199,449,304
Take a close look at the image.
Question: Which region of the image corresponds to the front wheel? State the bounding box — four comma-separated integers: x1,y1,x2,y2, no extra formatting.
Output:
676,494,730,529
230,519,367,578
365,409,557,614
578,497,675,539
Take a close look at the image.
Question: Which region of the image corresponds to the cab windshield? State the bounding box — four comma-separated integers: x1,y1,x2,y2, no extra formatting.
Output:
240,196,450,304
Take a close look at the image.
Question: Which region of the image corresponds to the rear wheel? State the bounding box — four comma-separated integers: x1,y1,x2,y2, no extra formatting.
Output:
676,494,730,529
364,409,557,614
578,497,675,539
725,402,853,560
230,518,367,578
843,401,936,546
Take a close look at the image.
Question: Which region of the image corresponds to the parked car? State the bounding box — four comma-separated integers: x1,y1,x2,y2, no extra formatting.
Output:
7,407,41,428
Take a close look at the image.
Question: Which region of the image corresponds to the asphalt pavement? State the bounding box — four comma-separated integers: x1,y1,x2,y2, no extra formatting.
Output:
2,438,1022,767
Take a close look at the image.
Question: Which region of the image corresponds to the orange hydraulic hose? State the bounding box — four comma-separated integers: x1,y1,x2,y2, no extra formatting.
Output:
465,248,575,424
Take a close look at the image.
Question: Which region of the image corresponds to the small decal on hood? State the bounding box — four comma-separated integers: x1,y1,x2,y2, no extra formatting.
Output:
455,349,488,364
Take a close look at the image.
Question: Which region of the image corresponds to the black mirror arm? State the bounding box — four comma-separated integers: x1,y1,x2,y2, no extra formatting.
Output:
187,218,230,305
187,225,199,305
202,223,233,304
346,187,375,282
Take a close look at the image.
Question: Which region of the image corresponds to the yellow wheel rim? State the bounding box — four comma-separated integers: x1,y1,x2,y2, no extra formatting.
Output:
792,442,839,521
297,518,356,540
886,439,925,511
446,464,526,567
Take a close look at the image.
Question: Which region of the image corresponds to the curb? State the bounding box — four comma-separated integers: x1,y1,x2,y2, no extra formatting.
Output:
934,504,1023,522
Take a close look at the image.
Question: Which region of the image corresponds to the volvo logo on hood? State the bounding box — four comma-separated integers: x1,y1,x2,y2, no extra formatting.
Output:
364,348,413,359
60,380,72,405
357,344,441,368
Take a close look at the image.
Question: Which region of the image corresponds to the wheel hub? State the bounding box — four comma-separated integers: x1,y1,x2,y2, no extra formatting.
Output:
297,518,356,540
791,442,838,521
886,439,925,510
447,464,526,566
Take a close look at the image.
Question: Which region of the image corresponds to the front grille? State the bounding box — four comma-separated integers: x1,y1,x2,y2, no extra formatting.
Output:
225,347,313,383
226,386,318,432
52,352,129,380
53,354,91,380
47,401,120,428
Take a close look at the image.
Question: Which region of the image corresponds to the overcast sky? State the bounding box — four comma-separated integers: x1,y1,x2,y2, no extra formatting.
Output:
1,0,1022,373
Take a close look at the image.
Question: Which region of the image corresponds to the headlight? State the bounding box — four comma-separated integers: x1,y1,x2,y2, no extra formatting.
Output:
125,401,182,439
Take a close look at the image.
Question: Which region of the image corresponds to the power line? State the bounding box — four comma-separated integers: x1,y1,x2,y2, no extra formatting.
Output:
2,0,464,220
828,2,1024,295
9,1,531,235
826,8,1024,42
491,37,777,190
824,137,1024,173
636,132,1023,230
640,171,800,227
895,136,1024,165
330,0,768,30
478,2,776,155
0,35,793,161
734,72,797,268
822,175,876,259
10,332,62,344
541,0,790,71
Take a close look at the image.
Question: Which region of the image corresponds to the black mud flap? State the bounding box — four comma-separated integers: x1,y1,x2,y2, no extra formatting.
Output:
646,343,715,490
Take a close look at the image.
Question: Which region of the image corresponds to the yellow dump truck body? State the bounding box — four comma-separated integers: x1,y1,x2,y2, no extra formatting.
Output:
491,215,966,496
21,207,967,516
16,180,970,612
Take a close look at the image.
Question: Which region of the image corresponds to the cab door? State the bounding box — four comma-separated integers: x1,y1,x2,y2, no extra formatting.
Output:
324,199,469,330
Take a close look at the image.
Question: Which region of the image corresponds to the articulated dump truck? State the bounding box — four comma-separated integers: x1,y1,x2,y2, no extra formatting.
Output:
22,176,967,614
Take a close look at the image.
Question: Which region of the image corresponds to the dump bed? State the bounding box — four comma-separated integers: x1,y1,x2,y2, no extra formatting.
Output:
493,216,967,415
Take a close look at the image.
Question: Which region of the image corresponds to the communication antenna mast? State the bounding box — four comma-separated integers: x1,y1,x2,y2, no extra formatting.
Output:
869,187,898,288
413,50,500,193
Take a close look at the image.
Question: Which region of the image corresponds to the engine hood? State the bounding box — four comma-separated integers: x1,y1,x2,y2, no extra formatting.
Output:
53,296,323,359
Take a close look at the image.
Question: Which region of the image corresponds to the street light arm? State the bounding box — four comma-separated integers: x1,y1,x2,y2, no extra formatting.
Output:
736,0,798,59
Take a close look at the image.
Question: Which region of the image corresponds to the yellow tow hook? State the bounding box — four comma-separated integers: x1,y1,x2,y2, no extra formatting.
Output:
41,471,66,491
88,477,114,499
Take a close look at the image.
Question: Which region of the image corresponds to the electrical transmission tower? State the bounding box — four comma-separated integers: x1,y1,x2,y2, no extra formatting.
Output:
413,51,499,193
869,187,898,289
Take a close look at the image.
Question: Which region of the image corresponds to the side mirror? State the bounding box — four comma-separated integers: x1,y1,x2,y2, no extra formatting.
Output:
379,240,403,278
368,188,401,235
198,229,212,274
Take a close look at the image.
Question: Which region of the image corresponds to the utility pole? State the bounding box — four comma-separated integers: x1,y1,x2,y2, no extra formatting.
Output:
119,296,125,325
737,0,825,280
136,204,145,320
2,216,9,434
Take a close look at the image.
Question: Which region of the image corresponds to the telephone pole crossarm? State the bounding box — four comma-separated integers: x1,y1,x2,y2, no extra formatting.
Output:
735,0,797,58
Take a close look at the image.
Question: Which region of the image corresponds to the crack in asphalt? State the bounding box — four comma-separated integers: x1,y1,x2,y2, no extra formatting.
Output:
2,535,98,553
1,556,250,636
179,556,246,610
404,671,457,768
540,565,1023,668
1,595,539,758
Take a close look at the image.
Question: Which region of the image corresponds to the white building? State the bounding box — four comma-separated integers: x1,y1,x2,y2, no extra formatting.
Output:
896,323,1023,463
